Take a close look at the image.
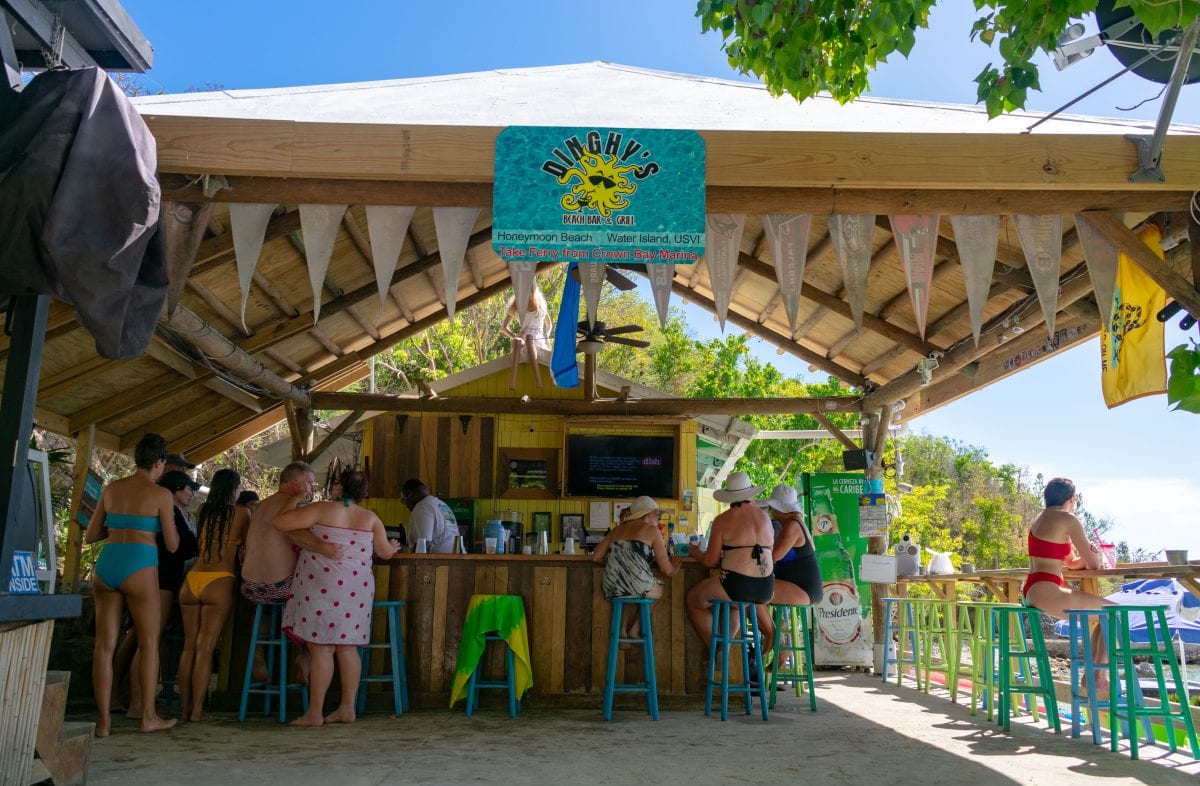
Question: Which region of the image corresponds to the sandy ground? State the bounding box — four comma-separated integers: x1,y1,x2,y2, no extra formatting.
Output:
81,672,1200,785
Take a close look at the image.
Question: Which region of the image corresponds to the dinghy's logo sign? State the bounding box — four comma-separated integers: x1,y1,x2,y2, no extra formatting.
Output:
540,131,657,220
493,127,704,263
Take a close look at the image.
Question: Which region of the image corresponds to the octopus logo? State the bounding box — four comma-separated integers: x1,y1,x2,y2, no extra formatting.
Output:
556,151,639,218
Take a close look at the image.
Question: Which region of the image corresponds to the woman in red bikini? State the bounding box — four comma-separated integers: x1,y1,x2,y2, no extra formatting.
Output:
1024,477,1112,694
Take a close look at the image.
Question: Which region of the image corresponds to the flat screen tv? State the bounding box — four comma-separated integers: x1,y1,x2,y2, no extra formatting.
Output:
566,434,676,498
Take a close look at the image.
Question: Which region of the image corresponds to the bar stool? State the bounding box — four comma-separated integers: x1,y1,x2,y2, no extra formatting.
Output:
918,598,957,700
888,597,924,689
705,600,768,721
954,601,1019,719
602,597,659,721
238,602,309,722
1066,608,1153,747
768,603,816,711
450,594,532,717
1103,605,1200,759
355,600,410,716
995,605,1059,733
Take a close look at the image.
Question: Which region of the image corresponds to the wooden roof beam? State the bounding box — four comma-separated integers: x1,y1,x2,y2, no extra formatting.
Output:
1077,212,1200,317
67,369,210,433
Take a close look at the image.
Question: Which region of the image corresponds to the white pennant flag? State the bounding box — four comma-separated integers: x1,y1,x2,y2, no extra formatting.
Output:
1073,213,1119,327
890,214,940,339
433,206,482,320
828,214,875,332
949,215,1000,347
365,205,415,323
647,263,675,328
229,202,276,332
704,213,746,331
300,204,348,324
507,260,538,325
1014,214,1064,336
578,262,607,329
761,214,812,331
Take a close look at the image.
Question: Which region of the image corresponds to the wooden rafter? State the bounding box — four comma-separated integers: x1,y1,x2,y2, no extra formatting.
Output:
1077,212,1200,317
305,409,365,463
67,369,209,432
812,412,858,450
190,208,300,276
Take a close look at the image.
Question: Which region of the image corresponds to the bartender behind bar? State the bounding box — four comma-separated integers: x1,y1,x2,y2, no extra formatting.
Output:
401,478,458,553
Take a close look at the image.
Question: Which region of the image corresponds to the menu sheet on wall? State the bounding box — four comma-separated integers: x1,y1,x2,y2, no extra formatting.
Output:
588,500,611,530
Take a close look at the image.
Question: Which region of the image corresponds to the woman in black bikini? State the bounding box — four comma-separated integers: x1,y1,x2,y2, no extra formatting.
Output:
685,472,775,649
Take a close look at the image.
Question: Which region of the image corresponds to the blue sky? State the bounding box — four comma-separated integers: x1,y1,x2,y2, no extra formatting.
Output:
118,1,1199,553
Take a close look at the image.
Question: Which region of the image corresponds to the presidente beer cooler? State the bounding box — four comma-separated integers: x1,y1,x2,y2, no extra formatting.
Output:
800,472,874,668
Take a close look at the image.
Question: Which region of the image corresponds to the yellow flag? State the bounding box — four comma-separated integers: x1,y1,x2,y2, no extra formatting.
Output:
1100,225,1167,408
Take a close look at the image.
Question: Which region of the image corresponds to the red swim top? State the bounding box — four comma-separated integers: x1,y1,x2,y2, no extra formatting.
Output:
1028,531,1071,561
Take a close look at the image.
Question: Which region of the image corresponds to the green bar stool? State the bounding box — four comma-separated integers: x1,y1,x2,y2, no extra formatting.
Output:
768,604,816,711
995,605,1060,733
1066,608,1153,747
892,597,925,690
918,598,958,700
954,601,1019,719
1104,605,1200,760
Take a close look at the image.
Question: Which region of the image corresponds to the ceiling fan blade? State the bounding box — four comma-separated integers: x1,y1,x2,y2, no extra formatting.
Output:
605,336,651,348
605,267,637,291
602,323,644,336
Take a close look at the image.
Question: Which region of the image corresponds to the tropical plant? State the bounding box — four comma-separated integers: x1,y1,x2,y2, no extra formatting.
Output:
1166,340,1200,413
696,1,1200,117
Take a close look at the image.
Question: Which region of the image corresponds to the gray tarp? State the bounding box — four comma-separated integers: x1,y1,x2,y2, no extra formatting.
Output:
0,67,165,359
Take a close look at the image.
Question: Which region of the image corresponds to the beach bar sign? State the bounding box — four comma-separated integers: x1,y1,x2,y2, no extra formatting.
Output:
492,127,705,263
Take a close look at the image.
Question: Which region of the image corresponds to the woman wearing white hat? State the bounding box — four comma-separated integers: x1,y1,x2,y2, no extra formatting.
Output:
757,484,823,653
593,495,681,638
685,472,775,649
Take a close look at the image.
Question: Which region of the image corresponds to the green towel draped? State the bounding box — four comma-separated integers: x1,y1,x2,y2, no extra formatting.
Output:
450,594,533,707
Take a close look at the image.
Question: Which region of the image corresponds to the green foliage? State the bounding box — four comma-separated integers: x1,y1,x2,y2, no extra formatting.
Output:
697,1,1200,117
1166,341,1200,413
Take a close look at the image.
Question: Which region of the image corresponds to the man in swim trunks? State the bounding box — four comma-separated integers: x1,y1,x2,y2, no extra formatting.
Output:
686,472,775,649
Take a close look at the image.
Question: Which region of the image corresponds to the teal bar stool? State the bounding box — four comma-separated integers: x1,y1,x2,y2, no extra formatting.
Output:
602,597,659,721
238,602,309,722
768,603,816,711
995,605,1060,733
1104,605,1200,760
705,600,768,722
892,597,925,689
880,597,914,683
466,632,520,717
1066,608,1153,746
356,600,410,716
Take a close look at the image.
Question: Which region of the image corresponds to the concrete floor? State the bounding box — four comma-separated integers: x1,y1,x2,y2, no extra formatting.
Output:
83,673,1200,785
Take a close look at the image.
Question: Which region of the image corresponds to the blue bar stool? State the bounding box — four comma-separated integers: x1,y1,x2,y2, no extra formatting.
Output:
356,600,410,716
705,600,768,721
602,597,659,721
995,605,1060,733
1066,608,1154,746
466,632,520,717
238,602,309,722
880,597,921,684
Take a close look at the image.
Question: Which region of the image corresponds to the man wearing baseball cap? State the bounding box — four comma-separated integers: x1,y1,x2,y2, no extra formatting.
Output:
164,452,196,474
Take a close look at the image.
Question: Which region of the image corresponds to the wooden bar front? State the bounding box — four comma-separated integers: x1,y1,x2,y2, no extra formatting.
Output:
376,554,712,708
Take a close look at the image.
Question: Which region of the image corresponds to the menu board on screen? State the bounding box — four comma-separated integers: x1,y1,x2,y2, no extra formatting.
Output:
566,434,676,498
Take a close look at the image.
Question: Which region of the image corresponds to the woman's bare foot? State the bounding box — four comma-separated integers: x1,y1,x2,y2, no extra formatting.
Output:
289,712,323,727
139,715,176,733
323,707,355,724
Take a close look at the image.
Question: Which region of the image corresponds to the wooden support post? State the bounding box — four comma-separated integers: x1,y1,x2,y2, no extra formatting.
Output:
294,408,315,461
306,410,364,464
285,403,304,462
862,410,889,674
62,424,96,593
813,411,858,450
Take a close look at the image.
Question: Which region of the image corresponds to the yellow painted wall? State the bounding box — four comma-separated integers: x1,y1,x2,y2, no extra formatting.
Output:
361,363,702,544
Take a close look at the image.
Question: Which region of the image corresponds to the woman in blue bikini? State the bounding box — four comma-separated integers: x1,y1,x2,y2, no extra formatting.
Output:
86,433,179,736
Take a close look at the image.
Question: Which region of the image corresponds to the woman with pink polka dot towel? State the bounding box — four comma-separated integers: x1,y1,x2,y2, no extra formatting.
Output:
275,468,400,726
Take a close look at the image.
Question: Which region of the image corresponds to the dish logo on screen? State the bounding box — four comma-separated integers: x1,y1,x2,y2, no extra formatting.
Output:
641,456,662,467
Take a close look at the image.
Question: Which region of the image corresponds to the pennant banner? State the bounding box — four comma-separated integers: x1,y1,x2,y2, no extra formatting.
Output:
761,214,812,331
828,214,875,332
648,262,675,328
507,260,538,325
300,204,348,324
949,214,1000,347
1101,225,1167,408
229,202,276,332
890,214,940,339
704,213,745,331
578,262,607,328
1074,213,1120,328
365,205,415,323
1013,214,1064,336
433,206,482,320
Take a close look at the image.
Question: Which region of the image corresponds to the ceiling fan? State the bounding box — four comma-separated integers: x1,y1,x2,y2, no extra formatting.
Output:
576,320,650,354
568,265,638,291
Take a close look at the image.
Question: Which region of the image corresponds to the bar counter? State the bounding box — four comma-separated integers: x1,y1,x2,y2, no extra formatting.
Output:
378,553,712,707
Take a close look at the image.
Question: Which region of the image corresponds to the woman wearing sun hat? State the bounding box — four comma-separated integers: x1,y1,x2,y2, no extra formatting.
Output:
592,495,681,638
756,483,823,654
685,471,775,648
